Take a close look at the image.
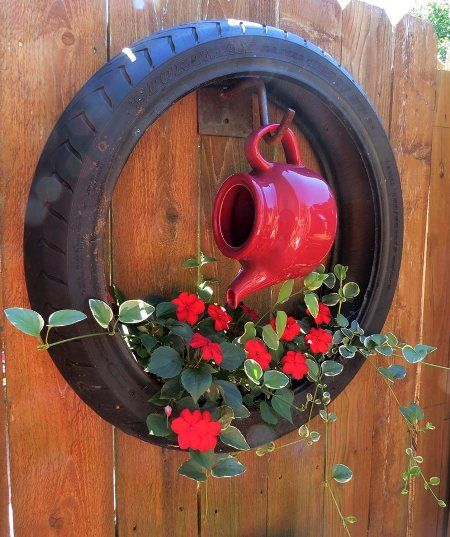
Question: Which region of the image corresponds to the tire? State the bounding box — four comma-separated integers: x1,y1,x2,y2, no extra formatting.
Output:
24,19,403,448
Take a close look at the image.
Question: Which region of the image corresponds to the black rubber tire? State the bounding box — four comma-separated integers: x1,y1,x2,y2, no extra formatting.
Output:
24,19,403,448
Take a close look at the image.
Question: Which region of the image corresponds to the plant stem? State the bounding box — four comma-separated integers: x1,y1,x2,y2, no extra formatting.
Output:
307,381,320,428
42,331,112,349
323,403,351,536
421,362,450,371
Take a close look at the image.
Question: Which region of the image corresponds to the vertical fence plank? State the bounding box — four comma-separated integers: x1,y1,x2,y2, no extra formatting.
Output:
0,1,115,536
411,70,450,537
367,15,437,537
110,1,201,536
267,2,342,537
0,367,9,537
322,3,395,536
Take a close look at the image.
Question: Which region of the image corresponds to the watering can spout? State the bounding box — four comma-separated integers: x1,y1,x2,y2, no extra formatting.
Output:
226,267,270,309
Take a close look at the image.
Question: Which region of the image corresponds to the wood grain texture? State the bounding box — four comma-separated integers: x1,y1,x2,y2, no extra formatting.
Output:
368,15,437,537
199,4,272,536
0,359,9,537
0,1,115,536
279,0,342,58
410,70,450,537
322,4,394,536
109,1,201,536
267,2,342,536
0,192,9,537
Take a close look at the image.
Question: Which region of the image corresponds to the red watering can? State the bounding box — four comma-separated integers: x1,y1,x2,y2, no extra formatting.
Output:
212,123,338,309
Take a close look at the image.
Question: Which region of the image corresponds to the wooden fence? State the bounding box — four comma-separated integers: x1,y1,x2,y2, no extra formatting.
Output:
0,1,449,535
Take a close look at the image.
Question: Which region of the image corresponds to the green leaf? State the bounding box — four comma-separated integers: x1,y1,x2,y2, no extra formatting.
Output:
220,426,250,450
220,342,245,371
403,344,437,364
181,367,212,402
139,333,157,352
400,402,424,424
146,413,170,436
322,293,341,307
216,380,243,410
339,345,356,359
160,377,184,399
190,450,216,470
323,273,336,288
336,314,349,328
438,500,446,508
238,321,256,344
385,332,398,346
429,477,441,486
156,301,177,318
167,320,193,342
211,455,246,478
309,431,320,442
333,264,348,280
263,370,289,390
232,404,250,419
375,345,394,356
271,387,294,423
88,299,113,329
275,310,287,338
200,254,217,266
299,424,309,437
306,358,320,381
216,406,234,429
304,292,319,318
260,401,278,425
146,346,183,378
304,272,328,291
345,516,357,524
342,282,360,298
378,364,406,380
178,459,206,482
47,309,87,327
321,360,344,376
244,359,263,383
118,299,155,324
183,257,201,268
262,324,279,350
414,344,436,356
4,307,44,337
332,463,353,484
276,279,294,304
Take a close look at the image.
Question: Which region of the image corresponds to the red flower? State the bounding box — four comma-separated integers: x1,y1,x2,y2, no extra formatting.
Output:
172,292,205,324
207,304,232,331
281,351,308,380
270,316,300,341
307,302,331,325
239,303,259,321
245,339,272,370
171,409,221,452
305,327,332,354
190,333,223,365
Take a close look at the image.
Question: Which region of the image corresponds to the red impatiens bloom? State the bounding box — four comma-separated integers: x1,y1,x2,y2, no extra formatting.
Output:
190,332,223,365
270,316,300,341
207,304,232,331
307,302,331,325
171,292,205,324
239,303,259,321
305,327,333,354
281,350,308,380
245,339,272,370
171,409,221,452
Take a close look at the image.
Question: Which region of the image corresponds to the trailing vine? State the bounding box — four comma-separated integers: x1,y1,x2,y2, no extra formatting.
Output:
4,256,448,533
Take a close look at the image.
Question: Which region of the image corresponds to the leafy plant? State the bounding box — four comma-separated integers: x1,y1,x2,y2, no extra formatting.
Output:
5,257,448,535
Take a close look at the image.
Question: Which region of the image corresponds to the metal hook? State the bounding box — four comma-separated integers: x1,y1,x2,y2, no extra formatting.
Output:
219,78,295,144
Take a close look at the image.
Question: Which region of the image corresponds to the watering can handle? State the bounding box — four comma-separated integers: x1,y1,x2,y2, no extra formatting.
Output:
244,123,303,173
